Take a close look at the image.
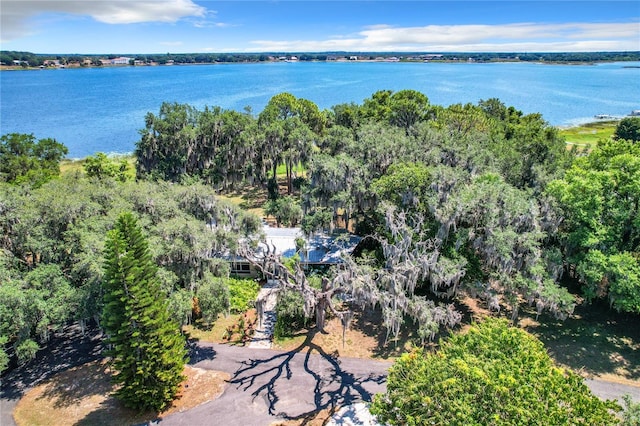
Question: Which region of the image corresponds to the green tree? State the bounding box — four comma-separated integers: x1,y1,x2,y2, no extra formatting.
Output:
547,139,640,312
264,196,303,227
360,90,393,123
388,89,432,132
477,99,572,191
24,264,76,342
614,117,640,142
0,133,68,187
102,212,187,412
195,273,230,327
371,318,620,426
371,162,432,210
84,152,129,181
136,102,198,181
258,94,319,194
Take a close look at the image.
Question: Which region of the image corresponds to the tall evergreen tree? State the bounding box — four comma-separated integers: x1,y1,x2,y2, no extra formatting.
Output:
102,212,187,412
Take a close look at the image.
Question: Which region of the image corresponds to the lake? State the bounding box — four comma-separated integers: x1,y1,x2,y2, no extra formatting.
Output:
1,61,639,158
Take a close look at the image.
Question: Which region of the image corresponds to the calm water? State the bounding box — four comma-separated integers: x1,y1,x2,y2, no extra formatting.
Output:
1,61,639,158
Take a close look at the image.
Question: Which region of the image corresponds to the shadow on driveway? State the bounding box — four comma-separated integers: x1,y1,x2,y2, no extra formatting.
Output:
228,330,387,422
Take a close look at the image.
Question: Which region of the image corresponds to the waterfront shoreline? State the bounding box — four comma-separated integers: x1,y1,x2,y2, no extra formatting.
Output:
0,58,635,72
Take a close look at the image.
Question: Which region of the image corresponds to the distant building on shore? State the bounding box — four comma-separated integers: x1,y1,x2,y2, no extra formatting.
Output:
101,57,133,66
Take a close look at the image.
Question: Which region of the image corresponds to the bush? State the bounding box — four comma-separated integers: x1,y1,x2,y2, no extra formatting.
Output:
264,196,303,227
371,318,620,425
196,273,230,328
274,288,310,339
622,395,640,426
228,278,260,313
0,336,9,373
15,339,39,365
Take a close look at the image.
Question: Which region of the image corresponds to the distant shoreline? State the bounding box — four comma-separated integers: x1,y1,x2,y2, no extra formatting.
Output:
1,58,637,72
2,50,639,71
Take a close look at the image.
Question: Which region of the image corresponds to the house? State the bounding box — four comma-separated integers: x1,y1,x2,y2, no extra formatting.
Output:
228,225,361,277
101,57,132,66
422,54,443,61
111,57,132,65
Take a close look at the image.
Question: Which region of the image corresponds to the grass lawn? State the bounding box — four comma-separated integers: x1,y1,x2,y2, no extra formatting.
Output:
522,299,640,385
218,174,300,221
183,309,258,345
218,186,267,218
559,120,617,150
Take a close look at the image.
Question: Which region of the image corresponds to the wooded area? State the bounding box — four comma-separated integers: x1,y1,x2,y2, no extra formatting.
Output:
1,90,639,415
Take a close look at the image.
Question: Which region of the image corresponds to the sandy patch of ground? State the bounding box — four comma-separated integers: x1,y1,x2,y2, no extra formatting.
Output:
13,361,229,426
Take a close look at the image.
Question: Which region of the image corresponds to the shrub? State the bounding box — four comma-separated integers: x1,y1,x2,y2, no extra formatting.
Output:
196,273,230,328
274,288,310,339
371,318,621,425
15,339,39,365
228,278,260,313
622,395,640,426
0,336,8,373
264,196,303,227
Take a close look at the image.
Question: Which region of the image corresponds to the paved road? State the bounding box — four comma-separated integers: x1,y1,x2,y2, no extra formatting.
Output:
155,343,640,426
2,326,640,426
586,378,640,404
0,325,103,426
155,342,390,425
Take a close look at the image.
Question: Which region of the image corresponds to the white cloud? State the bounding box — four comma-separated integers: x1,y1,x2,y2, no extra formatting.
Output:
193,21,236,29
1,0,206,41
249,22,640,52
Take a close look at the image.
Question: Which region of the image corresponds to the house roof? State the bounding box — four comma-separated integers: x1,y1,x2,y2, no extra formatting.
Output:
259,225,361,264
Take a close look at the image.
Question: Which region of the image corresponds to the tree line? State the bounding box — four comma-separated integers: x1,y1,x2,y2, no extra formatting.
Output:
3,50,640,68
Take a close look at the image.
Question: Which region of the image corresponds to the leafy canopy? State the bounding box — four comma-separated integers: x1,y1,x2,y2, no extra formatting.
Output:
0,133,68,187
547,139,640,312
614,117,640,142
371,318,620,426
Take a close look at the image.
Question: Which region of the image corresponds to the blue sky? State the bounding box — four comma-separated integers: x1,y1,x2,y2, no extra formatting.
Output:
1,1,639,54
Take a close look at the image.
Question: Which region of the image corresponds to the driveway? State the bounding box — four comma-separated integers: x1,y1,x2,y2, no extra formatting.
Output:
154,339,390,425
2,326,640,426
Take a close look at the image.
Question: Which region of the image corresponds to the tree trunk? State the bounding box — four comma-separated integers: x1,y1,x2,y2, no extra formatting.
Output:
286,161,292,195
316,295,327,331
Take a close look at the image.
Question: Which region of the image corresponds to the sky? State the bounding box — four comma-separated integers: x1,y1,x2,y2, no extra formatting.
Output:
1,1,639,54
